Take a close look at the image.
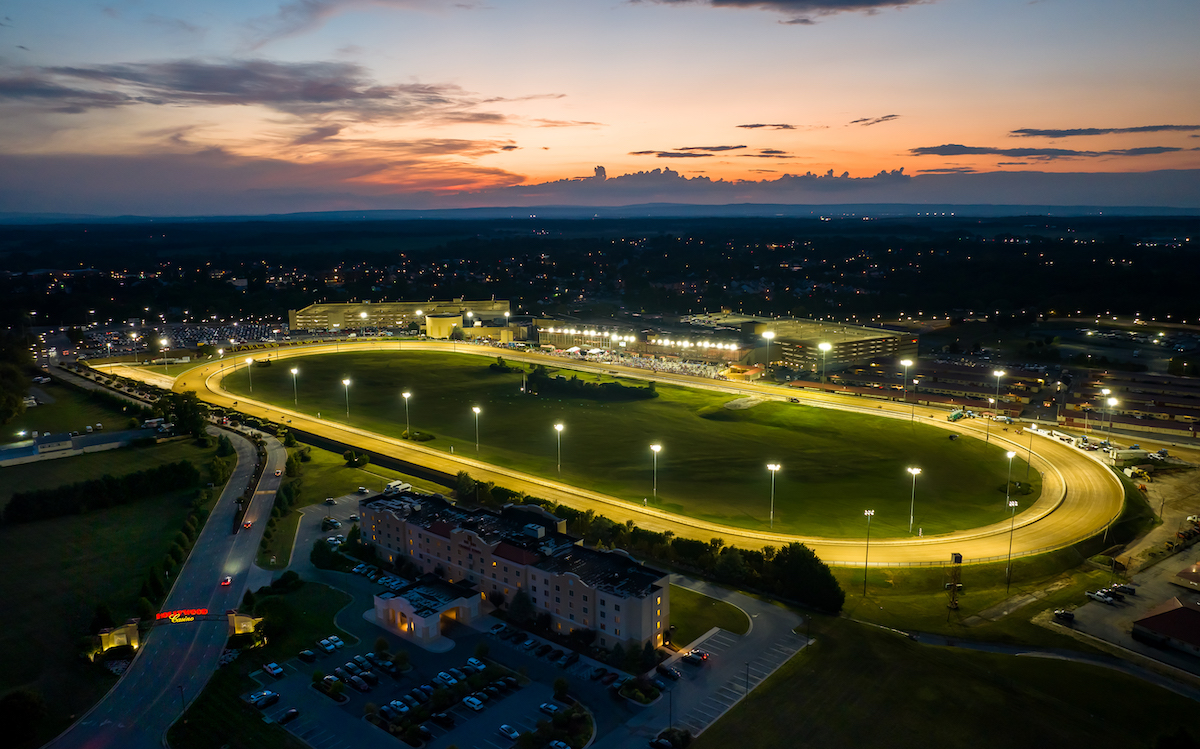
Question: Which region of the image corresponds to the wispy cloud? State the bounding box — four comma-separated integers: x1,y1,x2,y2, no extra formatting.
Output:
245,1,450,49
0,59,522,127
676,144,747,152
648,1,934,26
630,150,712,158
1010,124,1200,138
737,123,794,130
910,143,1190,161
850,113,899,126
532,118,604,128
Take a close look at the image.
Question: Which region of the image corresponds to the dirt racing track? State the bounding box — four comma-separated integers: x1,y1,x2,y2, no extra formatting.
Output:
99,339,1126,567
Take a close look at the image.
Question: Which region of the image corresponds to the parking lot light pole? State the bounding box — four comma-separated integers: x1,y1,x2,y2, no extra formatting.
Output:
402,391,412,438
900,359,913,402
160,338,170,375
651,444,662,498
245,357,254,393
985,398,995,444
761,331,775,370
555,423,564,473
290,368,299,405
907,467,921,534
1006,499,1019,594
863,510,875,596
767,463,781,529
819,342,832,384
1107,397,1119,443
343,378,351,419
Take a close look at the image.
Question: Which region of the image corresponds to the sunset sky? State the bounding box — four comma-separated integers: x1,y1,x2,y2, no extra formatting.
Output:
1,0,1198,214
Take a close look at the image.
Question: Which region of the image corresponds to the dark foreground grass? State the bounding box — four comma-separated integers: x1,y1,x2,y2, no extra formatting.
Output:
223,351,1037,538
169,582,354,749
0,490,199,745
669,584,750,646
0,439,217,508
693,617,1199,749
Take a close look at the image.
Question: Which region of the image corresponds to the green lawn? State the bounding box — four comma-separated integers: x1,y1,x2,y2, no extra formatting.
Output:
0,490,200,745
168,582,355,749
693,618,1200,749
0,439,219,508
668,584,750,646
4,380,138,444
256,444,449,569
222,351,1038,539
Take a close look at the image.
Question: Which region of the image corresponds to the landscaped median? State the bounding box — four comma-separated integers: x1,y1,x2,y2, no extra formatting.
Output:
668,584,751,646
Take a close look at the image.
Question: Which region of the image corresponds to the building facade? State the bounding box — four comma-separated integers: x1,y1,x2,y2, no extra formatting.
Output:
289,299,510,332
361,494,669,650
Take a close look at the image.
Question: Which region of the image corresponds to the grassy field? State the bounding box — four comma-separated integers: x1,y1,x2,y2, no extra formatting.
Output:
668,585,750,646
222,351,1038,539
168,582,355,749
4,380,137,444
0,489,201,745
693,617,1200,749
256,444,449,569
0,439,218,508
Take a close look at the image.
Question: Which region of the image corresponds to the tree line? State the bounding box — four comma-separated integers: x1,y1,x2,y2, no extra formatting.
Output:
4,460,202,523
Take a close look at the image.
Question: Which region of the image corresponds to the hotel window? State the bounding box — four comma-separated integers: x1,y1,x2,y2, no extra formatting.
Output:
583,607,588,614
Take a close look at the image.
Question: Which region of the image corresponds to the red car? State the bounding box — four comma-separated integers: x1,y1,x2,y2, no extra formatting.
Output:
275,469,282,477
221,576,232,586
243,520,253,529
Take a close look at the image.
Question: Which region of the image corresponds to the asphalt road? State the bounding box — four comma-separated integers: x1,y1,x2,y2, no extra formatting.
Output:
46,427,288,749
98,339,1124,566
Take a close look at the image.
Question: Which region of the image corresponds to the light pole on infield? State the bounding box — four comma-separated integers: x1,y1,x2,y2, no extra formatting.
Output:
472,406,481,452
863,510,875,596
651,444,662,498
290,368,299,405
907,467,921,534
767,463,781,529
402,391,412,438
555,423,564,473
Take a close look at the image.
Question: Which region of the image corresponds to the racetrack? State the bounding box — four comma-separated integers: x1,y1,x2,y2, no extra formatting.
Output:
97,339,1126,566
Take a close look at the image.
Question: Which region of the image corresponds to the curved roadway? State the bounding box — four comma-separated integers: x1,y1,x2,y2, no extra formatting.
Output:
99,340,1125,566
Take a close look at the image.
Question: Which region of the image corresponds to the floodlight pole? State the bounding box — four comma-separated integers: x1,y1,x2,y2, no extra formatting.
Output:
863,510,875,596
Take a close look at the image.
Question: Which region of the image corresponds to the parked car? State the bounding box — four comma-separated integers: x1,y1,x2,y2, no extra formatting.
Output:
472,690,490,703
682,652,705,665
689,648,710,661
379,704,399,722
539,702,561,716
248,689,274,704
400,694,419,708
353,655,370,669
321,675,340,688
278,708,299,725
344,662,362,676
1086,590,1115,604
489,623,506,635
432,711,455,727
548,648,564,662
536,644,553,658
449,667,467,681
484,685,502,698
1053,609,1076,622
263,662,284,677
499,724,521,740
548,742,570,749
352,564,367,575
591,667,608,681
601,672,619,685
502,676,518,689
560,652,580,668
1113,584,1136,596
467,657,485,670
298,649,316,662
436,671,458,686
349,675,369,692
522,638,538,650
360,670,379,685
333,667,348,681
254,692,280,709
388,700,411,715
649,739,674,749
317,638,335,653
656,664,682,681
463,695,485,711
328,635,344,649
409,688,429,704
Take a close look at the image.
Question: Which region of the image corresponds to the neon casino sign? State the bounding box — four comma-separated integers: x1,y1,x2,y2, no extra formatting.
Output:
156,608,209,623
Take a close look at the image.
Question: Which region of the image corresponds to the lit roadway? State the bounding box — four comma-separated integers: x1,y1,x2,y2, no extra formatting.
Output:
99,339,1124,567
45,429,287,749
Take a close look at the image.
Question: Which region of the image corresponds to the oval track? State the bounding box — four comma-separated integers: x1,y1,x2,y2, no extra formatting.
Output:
101,339,1125,566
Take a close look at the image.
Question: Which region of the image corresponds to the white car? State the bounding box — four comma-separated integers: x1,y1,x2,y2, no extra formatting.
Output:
328,635,345,649
1086,590,1114,604
462,695,485,711
436,671,458,686
499,725,520,741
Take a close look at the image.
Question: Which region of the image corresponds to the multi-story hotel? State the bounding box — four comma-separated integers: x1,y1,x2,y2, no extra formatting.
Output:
361,493,669,650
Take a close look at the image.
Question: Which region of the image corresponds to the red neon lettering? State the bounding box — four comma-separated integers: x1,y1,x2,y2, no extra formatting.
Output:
156,608,209,620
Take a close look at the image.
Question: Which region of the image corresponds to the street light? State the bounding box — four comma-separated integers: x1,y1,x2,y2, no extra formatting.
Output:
1006,499,1019,594
907,467,921,534
359,310,367,336
554,423,564,473
290,368,299,405
472,406,481,451
343,378,351,419
819,342,832,384
767,463,781,529
863,510,875,596
761,331,775,370
1004,450,1016,508
1106,396,1118,443
245,357,254,392
990,369,1005,438
900,359,913,403
985,398,995,444
402,391,412,438
159,338,169,375
650,444,662,498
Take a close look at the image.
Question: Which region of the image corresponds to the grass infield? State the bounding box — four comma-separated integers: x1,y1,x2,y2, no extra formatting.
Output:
668,584,750,646
222,350,1040,539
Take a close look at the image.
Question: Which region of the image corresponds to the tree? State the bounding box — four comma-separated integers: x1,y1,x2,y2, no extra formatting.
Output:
391,650,409,669
474,641,490,659
456,471,476,499
136,597,156,622
609,643,626,667
329,680,345,697
283,430,298,448
641,641,658,670
242,589,256,610
375,636,390,654
715,548,748,583
0,688,48,743
509,590,534,624
553,677,569,700
770,542,846,612
90,603,116,633
364,702,378,716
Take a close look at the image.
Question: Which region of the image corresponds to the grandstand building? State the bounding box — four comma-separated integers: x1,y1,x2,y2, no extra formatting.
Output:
288,299,510,332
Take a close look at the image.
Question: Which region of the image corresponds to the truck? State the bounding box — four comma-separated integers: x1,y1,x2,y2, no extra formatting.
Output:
383,480,412,496
947,410,964,422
